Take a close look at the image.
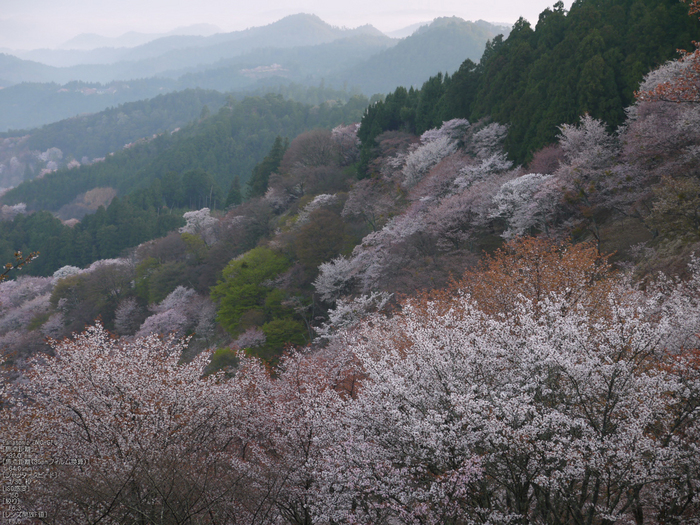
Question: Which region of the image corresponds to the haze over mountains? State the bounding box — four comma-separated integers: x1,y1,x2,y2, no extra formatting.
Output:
59,24,224,50
0,14,509,131
4,24,224,68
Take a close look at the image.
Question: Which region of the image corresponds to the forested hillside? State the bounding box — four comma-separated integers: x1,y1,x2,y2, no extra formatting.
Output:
358,0,700,164
0,89,228,192
2,0,700,523
1,93,368,212
0,94,368,280
324,17,507,95
20,89,228,160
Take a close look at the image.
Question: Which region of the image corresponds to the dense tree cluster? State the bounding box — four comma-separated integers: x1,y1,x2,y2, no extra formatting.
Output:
23,89,228,161
3,6,700,522
1,93,369,212
358,0,700,166
3,238,700,524
3,54,700,363
0,192,184,277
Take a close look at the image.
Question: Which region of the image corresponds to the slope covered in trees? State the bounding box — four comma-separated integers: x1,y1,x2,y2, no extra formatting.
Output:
4,238,700,524
3,2,700,521
1,93,368,212
358,0,700,165
3,60,699,361
20,89,228,161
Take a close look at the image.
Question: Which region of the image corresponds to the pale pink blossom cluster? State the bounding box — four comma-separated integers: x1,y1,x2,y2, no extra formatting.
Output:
7,257,700,524
180,207,219,245
136,285,216,340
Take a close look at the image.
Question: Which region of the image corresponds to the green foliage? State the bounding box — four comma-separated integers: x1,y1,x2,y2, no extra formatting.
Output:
211,247,290,334
225,176,243,208
49,263,133,332
181,170,225,210
647,176,700,241
249,317,308,362
26,312,51,332
181,233,208,263
135,257,160,301
0,184,185,278
23,89,227,160
357,0,700,166
145,262,189,305
247,136,289,198
3,94,369,212
207,347,239,372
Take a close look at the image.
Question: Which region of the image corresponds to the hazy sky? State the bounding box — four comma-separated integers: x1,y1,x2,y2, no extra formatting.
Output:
0,0,573,50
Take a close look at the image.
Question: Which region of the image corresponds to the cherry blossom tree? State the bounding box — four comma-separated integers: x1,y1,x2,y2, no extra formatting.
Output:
489,173,555,238
240,350,346,525
0,276,53,335
5,324,354,525
533,115,620,246
0,203,27,221
180,208,219,246
313,255,358,303
422,172,508,251
341,178,398,232
6,324,256,524
230,326,267,350
454,152,513,191
402,135,458,189
526,144,565,175
114,296,145,335
558,114,617,170
313,239,700,525
419,118,470,144
469,121,509,159
314,291,392,342
136,286,216,341
331,123,361,165
295,194,338,226
406,152,471,204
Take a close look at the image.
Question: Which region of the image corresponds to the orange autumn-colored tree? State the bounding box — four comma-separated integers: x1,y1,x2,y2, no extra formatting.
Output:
432,237,615,318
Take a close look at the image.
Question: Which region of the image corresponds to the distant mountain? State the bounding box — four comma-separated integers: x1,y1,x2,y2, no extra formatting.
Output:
6,25,224,69
173,17,504,96
329,17,507,95
172,34,396,92
385,22,432,39
108,14,386,71
0,54,61,85
0,14,502,131
0,15,388,86
13,48,136,68
0,80,180,132
58,24,222,51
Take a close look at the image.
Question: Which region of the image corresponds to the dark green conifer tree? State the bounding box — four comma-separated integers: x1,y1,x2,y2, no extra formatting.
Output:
225,176,243,208
246,136,288,198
